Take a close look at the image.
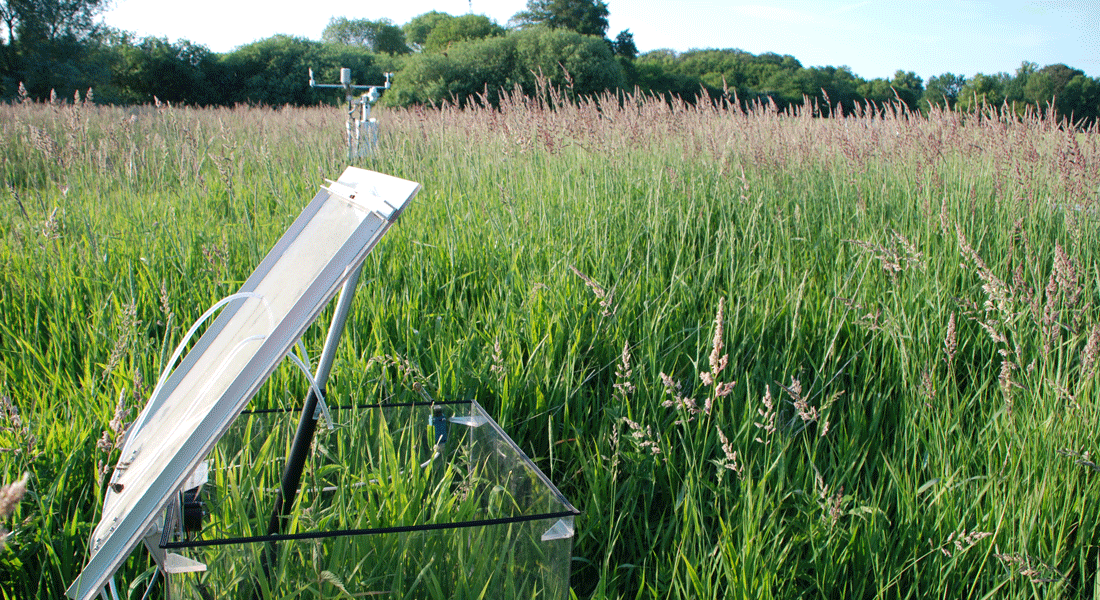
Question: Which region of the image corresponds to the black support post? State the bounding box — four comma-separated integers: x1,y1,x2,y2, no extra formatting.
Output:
255,263,365,594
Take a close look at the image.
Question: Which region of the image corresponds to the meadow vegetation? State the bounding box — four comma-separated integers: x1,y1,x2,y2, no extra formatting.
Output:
1,86,1099,598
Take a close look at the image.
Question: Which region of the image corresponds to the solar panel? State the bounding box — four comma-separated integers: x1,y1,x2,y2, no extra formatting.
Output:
67,167,420,600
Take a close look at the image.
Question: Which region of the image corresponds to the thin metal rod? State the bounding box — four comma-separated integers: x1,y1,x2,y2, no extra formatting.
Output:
138,568,159,600
314,265,364,388
258,263,365,585
346,92,355,162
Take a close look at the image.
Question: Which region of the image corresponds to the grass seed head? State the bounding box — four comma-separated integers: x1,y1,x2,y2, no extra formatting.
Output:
943,313,958,367
754,386,777,443
937,529,993,558
700,298,728,387
490,339,506,382
0,395,36,456
0,473,27,518
715,426,743,478
568,265,614,317
994,550,1063,583
1082,324,1100,376
613,341,635,400
622,418,661,458
0,472,29,548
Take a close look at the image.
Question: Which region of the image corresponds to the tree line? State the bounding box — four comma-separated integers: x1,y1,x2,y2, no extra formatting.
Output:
1,0,1097,125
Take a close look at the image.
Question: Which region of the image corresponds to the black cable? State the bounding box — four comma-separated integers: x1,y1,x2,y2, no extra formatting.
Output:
161,509,581,550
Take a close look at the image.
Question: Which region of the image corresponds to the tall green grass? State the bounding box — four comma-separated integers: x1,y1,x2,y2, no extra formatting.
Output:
1,87,1099,598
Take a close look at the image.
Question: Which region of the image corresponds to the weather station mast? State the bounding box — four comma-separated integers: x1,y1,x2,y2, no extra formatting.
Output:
309,67,393,160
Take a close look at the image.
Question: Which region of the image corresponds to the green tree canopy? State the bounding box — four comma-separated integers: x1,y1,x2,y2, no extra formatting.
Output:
1059,74,1100,125
857,71,923,110
634,49,707,101
857,77,892,105
217,35,382,105
403,11,452,51
510,0,609,37
2,0,108,43
889,70,924,110
99,34,215,104
956,72,1010,111
1023,63,1084,107
1036,63,1085,91
612,29,636,60
924,72,965,108
322,17,409,55
1024,71,1058,107
1002,61,1036,105
384,26,623,107
0,0,111,97
636,48,861,110
423,14,504,53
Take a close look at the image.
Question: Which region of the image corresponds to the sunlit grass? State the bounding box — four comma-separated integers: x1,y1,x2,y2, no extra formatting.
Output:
1,88,1099,598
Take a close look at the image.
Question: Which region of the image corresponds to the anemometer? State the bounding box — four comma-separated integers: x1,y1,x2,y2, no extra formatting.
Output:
308,67,393,160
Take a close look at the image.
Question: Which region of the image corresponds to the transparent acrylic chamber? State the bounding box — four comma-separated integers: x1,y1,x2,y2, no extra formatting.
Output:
162,400,578,600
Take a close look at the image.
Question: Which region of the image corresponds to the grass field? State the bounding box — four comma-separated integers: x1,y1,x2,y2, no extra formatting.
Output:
1,87,1100,599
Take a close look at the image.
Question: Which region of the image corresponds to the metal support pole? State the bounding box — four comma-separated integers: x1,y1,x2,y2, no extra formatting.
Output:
308,68,391,162
346,91,355,162
257,263,365,586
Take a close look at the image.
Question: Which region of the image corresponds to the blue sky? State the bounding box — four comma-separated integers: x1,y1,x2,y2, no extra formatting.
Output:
102,0,1098,81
